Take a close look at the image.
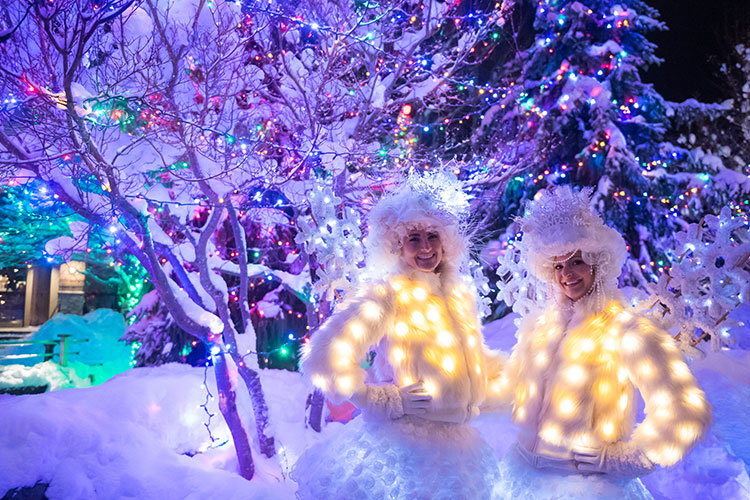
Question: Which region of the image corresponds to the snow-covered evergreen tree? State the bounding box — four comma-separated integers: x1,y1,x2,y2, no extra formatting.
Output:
738,44,750,149
479,0,750,289
0,180,74,269
122,288,208,366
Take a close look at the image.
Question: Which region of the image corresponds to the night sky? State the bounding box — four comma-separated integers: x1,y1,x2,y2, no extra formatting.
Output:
644,0,750,103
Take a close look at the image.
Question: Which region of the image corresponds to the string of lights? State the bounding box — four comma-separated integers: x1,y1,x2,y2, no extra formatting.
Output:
199,362,224,447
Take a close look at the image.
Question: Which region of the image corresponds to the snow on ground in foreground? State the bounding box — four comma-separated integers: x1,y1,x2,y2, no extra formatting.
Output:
1,313,750,499
0,364,315,499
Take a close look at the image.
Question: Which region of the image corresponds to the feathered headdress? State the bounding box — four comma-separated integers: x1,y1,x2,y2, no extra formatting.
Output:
517,186,627,288
365,171,471,278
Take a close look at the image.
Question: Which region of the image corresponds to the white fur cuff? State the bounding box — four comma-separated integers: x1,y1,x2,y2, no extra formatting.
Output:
366,385,405,420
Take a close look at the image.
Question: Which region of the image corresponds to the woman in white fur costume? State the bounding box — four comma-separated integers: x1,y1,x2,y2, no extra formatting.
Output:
292,175,504,500
487,186,711,500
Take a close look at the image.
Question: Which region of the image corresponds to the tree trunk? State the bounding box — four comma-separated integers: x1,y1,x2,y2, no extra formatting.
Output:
308,389,325,432
302,251,325,433
236,362,276,458
214,352,255,480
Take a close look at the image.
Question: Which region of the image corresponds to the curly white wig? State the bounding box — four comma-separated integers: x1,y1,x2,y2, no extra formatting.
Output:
364,173,470,278
517,186,627,290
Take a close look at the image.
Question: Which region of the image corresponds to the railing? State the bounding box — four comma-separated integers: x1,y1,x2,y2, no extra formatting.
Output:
0,334,88,366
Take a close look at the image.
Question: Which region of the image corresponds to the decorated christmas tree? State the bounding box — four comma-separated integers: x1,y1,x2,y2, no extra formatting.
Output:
0,179,150,317
0,180,74,269
477,0,750,289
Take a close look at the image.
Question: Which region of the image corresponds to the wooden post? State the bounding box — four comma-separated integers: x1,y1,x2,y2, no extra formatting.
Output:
58,334,71,366
43,343,55,362
49,266,59,319
24,266,53,326
23,268,34,328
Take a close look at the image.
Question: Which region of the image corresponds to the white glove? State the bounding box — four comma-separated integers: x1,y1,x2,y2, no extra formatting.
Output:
517,445,579,473
399,381,432,416
575,441,654,477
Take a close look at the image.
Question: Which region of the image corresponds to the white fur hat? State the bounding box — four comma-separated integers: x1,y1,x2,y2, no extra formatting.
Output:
517,186,627,288
365,172,470,277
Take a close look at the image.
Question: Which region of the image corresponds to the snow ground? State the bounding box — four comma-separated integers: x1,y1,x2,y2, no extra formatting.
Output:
1,312,750,499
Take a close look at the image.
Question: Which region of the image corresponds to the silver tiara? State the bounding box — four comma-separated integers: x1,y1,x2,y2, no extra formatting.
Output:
406,170,471,223
517,185,598,236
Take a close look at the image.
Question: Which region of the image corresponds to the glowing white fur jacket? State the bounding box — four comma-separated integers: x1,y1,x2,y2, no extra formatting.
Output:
301,270,504,424
487,292,711,468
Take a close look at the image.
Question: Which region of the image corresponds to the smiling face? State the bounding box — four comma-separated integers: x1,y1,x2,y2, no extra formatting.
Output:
553,250,595,301
400,228,443,272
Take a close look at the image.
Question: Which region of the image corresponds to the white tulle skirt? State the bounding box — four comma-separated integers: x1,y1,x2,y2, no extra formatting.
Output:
493,447,654,500
291,415,501,500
